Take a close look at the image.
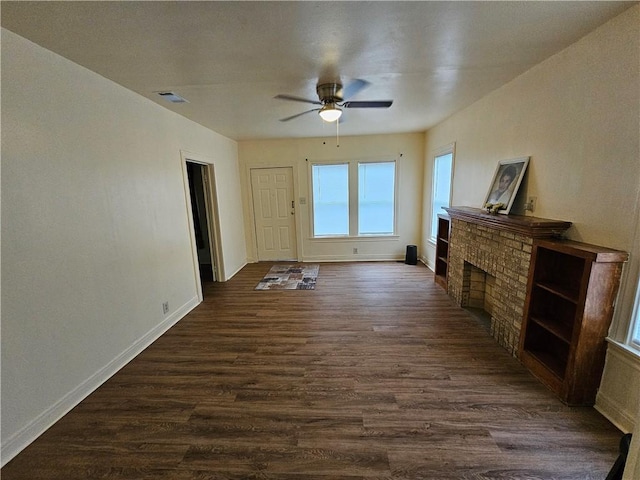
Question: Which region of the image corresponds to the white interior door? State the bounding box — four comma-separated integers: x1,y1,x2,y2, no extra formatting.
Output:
251,167,297,261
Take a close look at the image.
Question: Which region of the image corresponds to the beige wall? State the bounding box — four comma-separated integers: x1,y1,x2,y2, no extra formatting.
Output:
1,29,247,463
422,5,640,435
238,134,425,263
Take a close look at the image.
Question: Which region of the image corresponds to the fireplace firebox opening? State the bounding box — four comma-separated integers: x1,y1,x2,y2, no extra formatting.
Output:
461,261,495,333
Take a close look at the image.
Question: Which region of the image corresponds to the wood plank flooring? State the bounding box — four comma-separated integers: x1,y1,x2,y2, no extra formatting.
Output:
2,262,622,479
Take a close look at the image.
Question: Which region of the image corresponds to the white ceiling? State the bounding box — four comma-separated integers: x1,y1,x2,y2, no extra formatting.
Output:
2,1,634,141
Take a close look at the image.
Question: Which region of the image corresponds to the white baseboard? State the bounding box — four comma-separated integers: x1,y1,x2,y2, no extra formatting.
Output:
595,393,636,433
420,256,434,271
223,260,248,281
1,296,200,467
302,254,405,262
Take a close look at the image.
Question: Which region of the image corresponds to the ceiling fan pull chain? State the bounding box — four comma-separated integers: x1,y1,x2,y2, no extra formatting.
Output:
336,117,340,147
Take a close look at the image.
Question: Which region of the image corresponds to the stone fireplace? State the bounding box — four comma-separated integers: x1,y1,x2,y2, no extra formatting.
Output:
445,207,571,357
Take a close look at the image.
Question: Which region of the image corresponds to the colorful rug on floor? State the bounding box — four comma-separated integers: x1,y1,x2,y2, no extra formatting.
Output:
255,264,319,290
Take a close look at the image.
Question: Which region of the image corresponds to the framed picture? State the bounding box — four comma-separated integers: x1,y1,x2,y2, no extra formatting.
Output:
483,157,529,214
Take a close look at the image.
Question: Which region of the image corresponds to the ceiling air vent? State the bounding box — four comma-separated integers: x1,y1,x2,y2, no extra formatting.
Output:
157,92,188,104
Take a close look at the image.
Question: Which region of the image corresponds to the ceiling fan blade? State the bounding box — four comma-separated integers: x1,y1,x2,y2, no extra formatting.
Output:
279,108,320,122
340,79,370,100
274,94,322,105
342,100,393,108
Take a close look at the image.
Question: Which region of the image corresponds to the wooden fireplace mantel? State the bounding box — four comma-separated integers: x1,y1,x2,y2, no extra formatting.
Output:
444,206,572,238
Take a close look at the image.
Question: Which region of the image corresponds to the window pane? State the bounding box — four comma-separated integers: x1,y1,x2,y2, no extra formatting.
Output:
632,284,640,348
430,152,453,239
358,162,395,235
312,164,349,236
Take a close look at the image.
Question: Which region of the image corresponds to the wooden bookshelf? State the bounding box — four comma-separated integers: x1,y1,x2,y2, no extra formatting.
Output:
519,238,628,405
434,214,450,290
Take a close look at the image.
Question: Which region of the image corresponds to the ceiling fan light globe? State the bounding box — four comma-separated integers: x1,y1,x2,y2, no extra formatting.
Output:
318,106,342,122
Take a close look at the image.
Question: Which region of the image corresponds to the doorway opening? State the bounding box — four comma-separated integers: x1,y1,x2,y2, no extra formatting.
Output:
187,162,214,283
183,156,224,300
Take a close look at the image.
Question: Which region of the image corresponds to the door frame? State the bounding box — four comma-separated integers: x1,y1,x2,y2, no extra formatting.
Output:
248,166,301,262
181,150,224,301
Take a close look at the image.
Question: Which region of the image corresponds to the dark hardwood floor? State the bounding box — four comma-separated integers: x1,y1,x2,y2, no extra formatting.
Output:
2,262,621,479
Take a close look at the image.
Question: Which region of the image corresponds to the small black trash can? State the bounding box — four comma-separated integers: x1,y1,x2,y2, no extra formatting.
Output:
405,245,417,265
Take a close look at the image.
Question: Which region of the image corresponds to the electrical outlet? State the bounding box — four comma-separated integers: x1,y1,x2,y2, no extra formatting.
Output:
353,247,358,254
526,196,537,213
162,301,169,314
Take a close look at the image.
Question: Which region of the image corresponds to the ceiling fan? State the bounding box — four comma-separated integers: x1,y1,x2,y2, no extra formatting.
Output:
275,79,393,122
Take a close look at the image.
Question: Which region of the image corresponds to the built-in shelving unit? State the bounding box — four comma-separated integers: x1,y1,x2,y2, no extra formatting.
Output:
434,214,450,290
519,238,628,405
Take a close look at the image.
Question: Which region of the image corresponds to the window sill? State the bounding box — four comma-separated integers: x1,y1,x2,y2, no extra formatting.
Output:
310,235,400,242
606,337,640,363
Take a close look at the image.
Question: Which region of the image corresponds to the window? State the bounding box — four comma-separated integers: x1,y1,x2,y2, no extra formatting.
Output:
628,280,640,350
632,313,640,348
430,147,454,241
312,164,349,236
311,160,397,237
358,162,395,235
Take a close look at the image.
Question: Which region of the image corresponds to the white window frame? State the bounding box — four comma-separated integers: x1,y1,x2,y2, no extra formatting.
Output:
357,160,396,236
429,143,455,243
309,157,398,239
620,196,640,354
310,162,350,237
626,278,640,351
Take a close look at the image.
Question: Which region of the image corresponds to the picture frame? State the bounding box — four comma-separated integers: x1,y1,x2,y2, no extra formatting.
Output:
483,157,530,214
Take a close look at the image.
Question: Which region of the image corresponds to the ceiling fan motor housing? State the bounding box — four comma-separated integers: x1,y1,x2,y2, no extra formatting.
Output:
316,83,343,103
